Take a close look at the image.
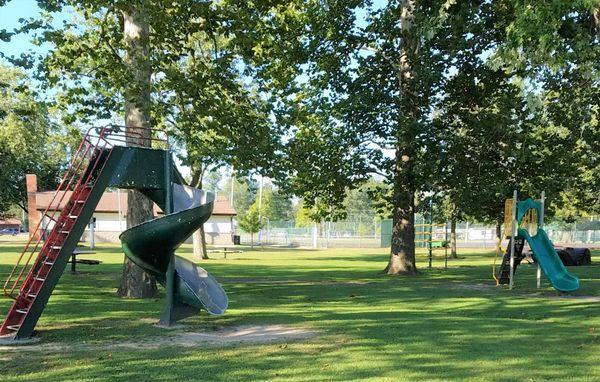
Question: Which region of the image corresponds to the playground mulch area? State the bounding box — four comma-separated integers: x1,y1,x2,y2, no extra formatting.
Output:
0,237,598,381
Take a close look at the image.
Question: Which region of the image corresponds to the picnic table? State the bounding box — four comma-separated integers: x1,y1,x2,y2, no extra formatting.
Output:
70,248,99,272
207,246,244,259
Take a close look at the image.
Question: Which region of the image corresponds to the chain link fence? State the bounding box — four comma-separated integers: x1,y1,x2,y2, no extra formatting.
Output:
237,217,600,249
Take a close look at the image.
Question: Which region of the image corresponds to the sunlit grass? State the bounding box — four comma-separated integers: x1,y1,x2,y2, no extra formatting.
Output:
0,236,598,381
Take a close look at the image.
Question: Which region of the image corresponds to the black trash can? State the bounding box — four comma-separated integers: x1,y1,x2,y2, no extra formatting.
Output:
233,235,241,245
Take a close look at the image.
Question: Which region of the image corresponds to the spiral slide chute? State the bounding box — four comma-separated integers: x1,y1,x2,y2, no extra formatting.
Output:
120,183,228,319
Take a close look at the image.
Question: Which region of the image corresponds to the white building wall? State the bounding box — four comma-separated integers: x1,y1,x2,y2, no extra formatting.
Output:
39,211,235,244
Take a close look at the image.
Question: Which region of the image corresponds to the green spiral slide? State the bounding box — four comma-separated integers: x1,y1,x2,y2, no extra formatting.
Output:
1,142,228,340
120,183,228,320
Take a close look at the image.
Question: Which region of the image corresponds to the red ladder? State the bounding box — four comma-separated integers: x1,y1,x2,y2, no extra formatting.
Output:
0,129,113,336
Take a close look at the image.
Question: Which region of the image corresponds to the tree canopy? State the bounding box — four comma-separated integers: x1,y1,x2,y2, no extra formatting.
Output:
0,64,78,214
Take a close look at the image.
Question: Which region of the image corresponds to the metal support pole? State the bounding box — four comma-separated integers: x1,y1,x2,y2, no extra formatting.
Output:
537,191,545,289
159,150,175,326
89,217,95,250
230,168,235,206
509,190,518,290
428,199,433,268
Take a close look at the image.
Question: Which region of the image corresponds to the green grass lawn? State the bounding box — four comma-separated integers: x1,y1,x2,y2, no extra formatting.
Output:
0,236,598,381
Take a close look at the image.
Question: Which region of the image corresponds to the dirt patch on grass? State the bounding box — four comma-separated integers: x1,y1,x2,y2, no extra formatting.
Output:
523,293,600,302
166,325,315,346
0,325,315,352
222,277,372,286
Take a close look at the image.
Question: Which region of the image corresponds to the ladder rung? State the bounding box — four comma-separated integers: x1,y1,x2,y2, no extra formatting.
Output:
75,200,85,204
43,260,54,266
35,277,45,282
6,325,20,331
51,246,62,250
68,215,78,219
16,309,28,314
59,230,70,234
27,293,37,298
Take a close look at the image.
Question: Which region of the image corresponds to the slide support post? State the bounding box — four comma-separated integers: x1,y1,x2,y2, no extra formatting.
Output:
159,150,175,327
509,190,518,290
537,191,545,289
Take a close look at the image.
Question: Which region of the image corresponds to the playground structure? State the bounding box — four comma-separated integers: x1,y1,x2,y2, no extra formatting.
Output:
494,191,580,292
415,200,449,268
0,126,228,340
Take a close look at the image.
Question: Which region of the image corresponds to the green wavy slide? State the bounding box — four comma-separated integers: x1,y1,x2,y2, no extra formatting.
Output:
519,227,580,293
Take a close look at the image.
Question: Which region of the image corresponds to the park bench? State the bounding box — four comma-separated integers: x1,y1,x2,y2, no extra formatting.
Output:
70,248,100,272
207,246,244,259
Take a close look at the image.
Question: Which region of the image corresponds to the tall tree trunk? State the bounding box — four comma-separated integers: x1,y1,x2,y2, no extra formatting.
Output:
190,165,209,260
385,0,418,275
450,218,457,258
192,227,209,260
495,219,502,254
117,4,157,298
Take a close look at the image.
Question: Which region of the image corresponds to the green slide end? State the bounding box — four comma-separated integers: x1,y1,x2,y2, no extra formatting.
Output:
120,184,228,319
518,227,580,293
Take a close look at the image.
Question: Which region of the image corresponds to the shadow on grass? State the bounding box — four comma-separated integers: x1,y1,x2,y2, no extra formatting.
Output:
0,247,598,381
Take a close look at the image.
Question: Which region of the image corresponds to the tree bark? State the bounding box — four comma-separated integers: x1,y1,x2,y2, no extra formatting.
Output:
385,0,418,276
117,4,157,298
495,219,503,254
190,165,209,260
192,227,209,260
450,218,457,258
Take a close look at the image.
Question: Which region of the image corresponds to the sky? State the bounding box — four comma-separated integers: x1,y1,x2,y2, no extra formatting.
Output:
0,0,71,58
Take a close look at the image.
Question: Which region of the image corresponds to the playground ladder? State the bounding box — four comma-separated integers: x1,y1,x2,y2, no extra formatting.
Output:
497,237,526,284
0,131,114,338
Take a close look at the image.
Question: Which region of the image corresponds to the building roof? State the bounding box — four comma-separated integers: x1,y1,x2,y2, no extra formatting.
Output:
0,218,21,226
34,191,236,216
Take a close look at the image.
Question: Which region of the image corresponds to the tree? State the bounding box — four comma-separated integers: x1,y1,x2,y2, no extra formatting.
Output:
257,184,294,222
3,1,305,293
117,3,158,298
190,169,219,261
0,64,76,214
295,202,315,228
495,1,600,215
223,176,258,215
281,1,449,275
238,203,262,248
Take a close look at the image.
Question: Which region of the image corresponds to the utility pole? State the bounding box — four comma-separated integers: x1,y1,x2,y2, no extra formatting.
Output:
230,168,234,207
